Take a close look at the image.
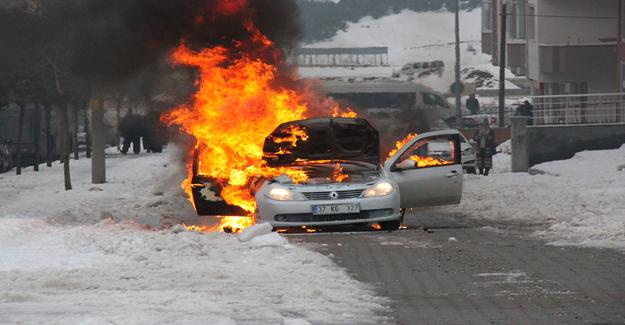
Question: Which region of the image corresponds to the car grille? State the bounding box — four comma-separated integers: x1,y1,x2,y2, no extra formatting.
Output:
274,209,393,223
301,189,364,200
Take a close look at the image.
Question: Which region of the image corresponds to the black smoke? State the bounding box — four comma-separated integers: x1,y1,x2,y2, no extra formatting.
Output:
2,0,302,87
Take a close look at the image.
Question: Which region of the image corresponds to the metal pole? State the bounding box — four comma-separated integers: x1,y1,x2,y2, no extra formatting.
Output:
499,3,507,128
455,0,462,128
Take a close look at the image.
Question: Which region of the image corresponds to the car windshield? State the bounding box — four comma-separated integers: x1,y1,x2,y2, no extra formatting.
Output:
275,160,380,185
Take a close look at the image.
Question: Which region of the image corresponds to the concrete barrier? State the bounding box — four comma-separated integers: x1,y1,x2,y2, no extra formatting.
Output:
511,117,530,172
527,124,625,167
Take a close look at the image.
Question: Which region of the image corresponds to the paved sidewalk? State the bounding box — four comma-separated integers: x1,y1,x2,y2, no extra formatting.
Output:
291,227,625,324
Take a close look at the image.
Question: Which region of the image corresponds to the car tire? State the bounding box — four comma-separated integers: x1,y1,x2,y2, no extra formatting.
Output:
464,167,476,174
379,219,401,231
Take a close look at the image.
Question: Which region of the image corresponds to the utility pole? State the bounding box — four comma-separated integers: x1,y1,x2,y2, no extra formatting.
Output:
454,0,462,128
498,3,507,128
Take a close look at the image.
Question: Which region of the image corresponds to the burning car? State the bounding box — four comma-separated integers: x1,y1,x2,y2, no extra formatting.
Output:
191,117,464,231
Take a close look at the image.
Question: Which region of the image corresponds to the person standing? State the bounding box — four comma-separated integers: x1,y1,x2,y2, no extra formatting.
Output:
515,100,534,125
473,119,496,176
118,114,144,155
466,93,480,115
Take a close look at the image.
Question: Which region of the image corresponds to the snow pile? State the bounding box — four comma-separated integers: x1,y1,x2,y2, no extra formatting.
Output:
450,145,625,251
0,146,196,227
0,147,389,324
300,9,518,93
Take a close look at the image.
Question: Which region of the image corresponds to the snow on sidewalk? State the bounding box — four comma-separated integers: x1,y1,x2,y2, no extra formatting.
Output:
0,147,389,324
447,145,625,252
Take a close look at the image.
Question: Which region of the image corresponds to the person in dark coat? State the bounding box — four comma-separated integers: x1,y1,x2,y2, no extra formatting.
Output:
118,114,144,154
515,100,534,125
142,111,168,153
466,93,480,115
473,119,496,176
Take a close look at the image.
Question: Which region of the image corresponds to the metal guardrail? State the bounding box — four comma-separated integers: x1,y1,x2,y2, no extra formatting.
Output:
531,93,625,126
459,93,625,127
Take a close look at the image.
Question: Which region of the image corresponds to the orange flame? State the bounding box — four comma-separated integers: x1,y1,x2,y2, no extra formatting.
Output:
407,155,450,168
387,133,449,168
331,163,349,183
387,133,418,158
183,216,254,234
332,106,358,118
162,0,356,233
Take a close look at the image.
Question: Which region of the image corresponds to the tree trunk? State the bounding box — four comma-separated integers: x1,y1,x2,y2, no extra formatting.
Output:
91,97,106,184
59,102,72,190
84,106,91,158
45,104,52,167
15,101,25,175
72,104,79,160
33,103,41,171
116,98,121,151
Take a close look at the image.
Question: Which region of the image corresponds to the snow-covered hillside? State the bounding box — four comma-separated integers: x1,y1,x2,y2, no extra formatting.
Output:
299,8,517,93
0,148,389,324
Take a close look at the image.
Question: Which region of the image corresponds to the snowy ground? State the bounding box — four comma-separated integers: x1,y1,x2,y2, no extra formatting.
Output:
0,148,389,324
299,8,519,93
440,144,625,252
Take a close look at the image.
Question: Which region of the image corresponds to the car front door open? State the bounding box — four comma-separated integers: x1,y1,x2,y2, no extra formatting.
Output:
384,130,464,208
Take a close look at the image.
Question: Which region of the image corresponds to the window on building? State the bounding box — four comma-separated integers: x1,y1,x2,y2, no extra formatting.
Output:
508,0,527,39
482,1,492,32
528,6,535,39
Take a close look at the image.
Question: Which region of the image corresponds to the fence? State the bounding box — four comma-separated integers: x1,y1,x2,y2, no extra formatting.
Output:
532,93,625,126
459,92,625,127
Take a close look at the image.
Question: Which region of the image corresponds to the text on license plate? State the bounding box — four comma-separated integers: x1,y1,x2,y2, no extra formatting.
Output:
312,203,360,215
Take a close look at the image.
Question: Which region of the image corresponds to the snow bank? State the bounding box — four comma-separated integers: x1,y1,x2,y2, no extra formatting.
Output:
0,147,389,324
447,145,625,251
0,146,196,227
0,218,388,324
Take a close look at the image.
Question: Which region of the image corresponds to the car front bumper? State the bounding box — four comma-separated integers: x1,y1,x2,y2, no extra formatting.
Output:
255,191,401,228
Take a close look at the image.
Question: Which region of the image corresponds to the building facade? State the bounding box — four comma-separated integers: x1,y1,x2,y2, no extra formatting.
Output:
482,0,621,96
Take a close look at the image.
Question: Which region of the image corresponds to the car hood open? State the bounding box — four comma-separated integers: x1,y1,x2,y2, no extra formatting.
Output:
263,117,380,166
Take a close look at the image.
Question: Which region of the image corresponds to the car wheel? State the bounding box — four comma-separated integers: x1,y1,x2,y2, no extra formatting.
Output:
379,219,401,231
464,167,476,174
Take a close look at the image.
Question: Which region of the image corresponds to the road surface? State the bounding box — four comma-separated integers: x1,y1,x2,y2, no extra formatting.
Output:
289,211,625,324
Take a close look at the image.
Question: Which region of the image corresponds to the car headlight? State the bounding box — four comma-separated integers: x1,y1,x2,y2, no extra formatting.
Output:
364,181,394,197
266,186,300,201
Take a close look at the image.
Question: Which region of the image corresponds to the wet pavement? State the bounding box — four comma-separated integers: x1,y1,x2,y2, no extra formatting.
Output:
289,211,625,324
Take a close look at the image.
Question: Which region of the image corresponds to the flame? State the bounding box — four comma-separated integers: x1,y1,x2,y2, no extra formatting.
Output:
387,133,418,158
371,223,382,231
183,216,254,234
331,163,349,183
162,0,356,233
407,155,450,168
387,133,450,168
332,106,357,118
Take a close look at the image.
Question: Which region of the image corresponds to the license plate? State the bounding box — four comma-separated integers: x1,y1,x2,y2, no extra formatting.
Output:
312,203,360,215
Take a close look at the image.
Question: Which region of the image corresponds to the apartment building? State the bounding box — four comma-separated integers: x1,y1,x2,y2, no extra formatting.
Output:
482,0,621,96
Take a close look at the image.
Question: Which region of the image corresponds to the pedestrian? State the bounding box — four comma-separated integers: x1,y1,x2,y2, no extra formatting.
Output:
466,93,480,115
142,111,168,153
118,114,144,155
473,119,496,176
515,100,534,126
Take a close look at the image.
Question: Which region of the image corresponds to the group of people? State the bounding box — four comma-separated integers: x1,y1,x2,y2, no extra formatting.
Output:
118,112,168,155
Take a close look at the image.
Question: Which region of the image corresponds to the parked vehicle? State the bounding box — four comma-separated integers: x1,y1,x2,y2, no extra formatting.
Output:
396,60,445,77
191,117,464,230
